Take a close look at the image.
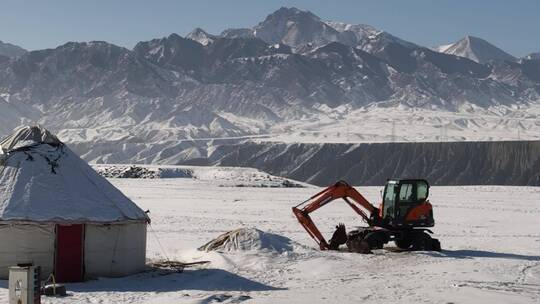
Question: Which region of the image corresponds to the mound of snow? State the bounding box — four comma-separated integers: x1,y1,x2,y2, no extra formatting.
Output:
198,228,294,253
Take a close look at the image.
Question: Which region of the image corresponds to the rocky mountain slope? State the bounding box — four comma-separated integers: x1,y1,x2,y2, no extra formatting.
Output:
0,40,26,58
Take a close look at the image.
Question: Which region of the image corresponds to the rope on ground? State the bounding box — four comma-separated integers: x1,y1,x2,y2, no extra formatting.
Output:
149,224,170,262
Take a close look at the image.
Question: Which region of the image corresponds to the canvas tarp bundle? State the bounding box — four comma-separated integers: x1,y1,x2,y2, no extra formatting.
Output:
0,125,61,154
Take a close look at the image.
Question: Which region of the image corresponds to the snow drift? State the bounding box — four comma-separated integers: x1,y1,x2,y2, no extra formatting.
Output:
198,228,295,253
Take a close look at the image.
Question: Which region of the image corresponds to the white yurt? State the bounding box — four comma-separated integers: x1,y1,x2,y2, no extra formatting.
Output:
0,126,149,282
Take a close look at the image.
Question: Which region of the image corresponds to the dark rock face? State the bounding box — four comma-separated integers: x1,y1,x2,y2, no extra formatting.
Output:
183,141,540,186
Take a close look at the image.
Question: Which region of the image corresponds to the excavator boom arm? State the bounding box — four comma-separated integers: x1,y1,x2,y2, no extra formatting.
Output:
292,181,380,250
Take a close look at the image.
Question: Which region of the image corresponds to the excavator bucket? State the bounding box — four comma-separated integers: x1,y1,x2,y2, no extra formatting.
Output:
328,224,348,250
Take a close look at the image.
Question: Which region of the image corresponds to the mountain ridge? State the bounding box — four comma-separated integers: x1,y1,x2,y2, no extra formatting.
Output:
0,40,27,58
525,52,540,60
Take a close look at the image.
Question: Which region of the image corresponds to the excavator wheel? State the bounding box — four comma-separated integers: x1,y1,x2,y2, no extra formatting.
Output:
346,229,369,253
396,231,442,251
431,238,442,251
411,231,434,251
346,238,372,254
394,238,413,250
365,231,389,249
346,230,388,253
394,230,418,250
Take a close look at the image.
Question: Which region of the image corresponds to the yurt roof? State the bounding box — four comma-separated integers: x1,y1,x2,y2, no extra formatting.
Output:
0,126,148,224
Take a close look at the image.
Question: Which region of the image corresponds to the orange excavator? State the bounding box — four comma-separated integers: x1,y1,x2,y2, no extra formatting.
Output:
292,179,441,253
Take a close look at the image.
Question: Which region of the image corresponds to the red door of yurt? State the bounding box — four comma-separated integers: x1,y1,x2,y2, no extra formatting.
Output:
55,224,84,282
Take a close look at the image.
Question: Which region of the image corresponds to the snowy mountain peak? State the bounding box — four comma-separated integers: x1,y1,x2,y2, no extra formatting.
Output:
228,7,417,53
252,7,338,48
437,35,516,63
434,43,453,53
325,21,376,33
186,28,218,46
0,40,27,58
220,28,255,39
271,6,320,20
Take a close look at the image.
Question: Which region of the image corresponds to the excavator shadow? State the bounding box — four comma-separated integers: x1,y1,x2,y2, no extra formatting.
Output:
332,246,415,253
422,249,540,261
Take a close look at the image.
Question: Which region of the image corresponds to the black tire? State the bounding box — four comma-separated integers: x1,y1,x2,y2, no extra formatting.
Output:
431,238,442,251
346,230,388,253
394,238,413,250
364,233,382,249
364,231,389,250
346,238,372,254
411,231,433,251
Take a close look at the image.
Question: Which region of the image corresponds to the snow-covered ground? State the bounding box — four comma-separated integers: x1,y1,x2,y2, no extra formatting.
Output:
263,103,540,143
1,176,539,303
47,103,540,164
52,103,540,150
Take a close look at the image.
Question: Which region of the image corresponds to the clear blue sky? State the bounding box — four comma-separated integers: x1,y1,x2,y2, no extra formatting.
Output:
1,0,538,56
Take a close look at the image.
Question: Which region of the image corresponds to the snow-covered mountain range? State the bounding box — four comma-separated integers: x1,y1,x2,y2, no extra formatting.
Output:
0,7,539,164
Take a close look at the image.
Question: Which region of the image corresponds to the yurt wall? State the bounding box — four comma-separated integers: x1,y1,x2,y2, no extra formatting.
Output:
0,223,55,278
84,222,147,278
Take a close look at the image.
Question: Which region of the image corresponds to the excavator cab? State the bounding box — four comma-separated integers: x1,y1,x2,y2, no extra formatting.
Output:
381,179,434,228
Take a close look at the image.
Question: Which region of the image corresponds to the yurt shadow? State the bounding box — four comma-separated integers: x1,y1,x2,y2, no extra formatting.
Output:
65,268,284,293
